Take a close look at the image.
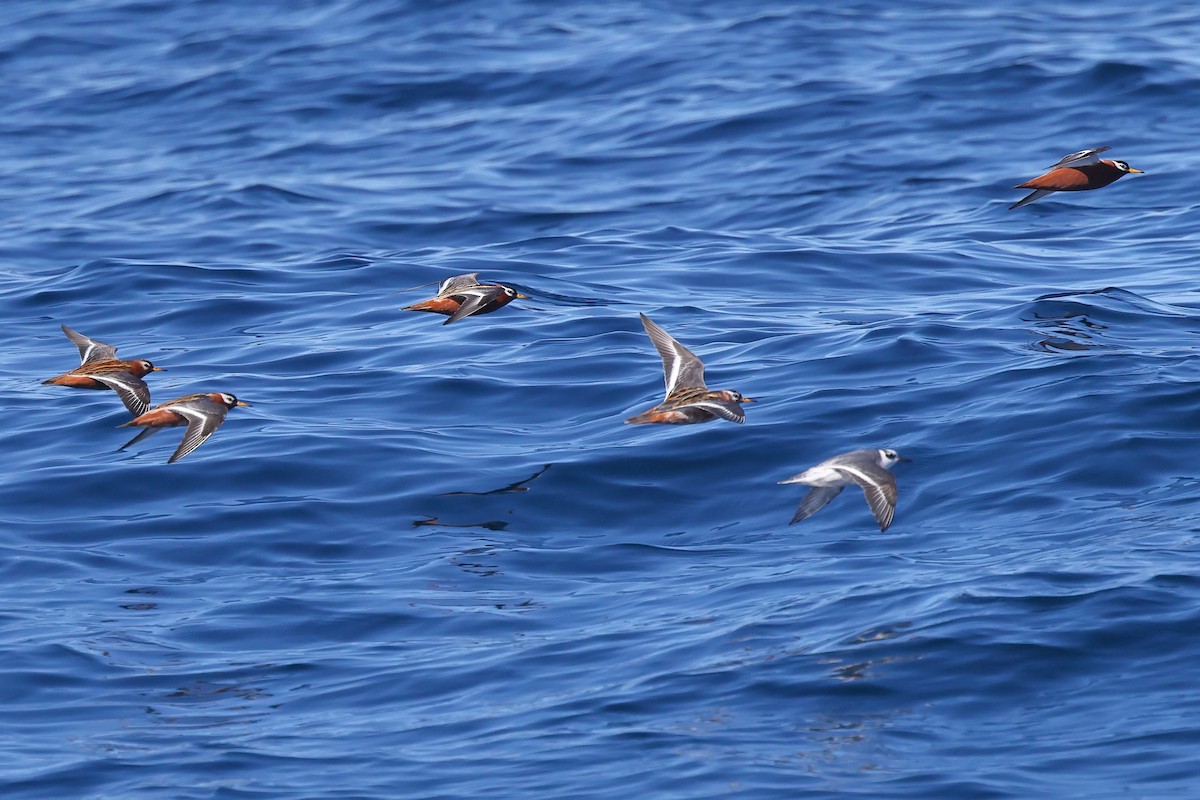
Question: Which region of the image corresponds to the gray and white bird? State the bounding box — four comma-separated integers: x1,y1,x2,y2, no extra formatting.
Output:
779,448,909,531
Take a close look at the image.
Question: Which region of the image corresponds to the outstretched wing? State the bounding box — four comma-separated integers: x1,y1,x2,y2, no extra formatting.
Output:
835,464,899,532
167,398,230,463
61,324,117,364
639,313,706,395
118,426,161,452
685,398,745,423
789,486,844,525
437,273,482,295
444,285,505,325
89,371,152,416
1009,188,1056,210
1046,146,1109,170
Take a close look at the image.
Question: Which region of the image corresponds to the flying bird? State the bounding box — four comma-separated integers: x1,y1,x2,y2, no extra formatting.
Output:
1010,146,1143,210
780,448,909,531
402,273,525,325
43,323,164,416
119,392,248,463
625,313,752,425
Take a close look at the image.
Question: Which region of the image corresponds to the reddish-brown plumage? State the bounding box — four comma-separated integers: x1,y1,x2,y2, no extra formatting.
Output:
44,358,158,387
1014,161,1129,192
625,409,693,425
126,408,188,428
128,361,157,378
404,297,463,315
402,292,520,318
43,374,109,389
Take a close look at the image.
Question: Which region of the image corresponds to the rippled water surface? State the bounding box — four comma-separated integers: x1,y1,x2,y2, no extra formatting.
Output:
3,2,1200,797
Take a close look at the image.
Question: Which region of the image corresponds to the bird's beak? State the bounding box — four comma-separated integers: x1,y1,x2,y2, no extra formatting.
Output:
741,396,756,403
152,366,166,372
515,292,528,299
1128,168,1145,174
235,400,251,407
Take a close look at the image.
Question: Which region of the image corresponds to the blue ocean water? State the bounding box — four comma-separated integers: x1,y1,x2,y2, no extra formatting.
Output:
2,1,1200,796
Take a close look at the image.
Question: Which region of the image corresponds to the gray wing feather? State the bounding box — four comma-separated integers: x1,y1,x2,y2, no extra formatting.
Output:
438,273,482,295
444,286,503,324
639,313,706,395
167,400,229,463
860,482,897,531
1009,188,1055,210
789,486,844,524
687,399,745,423
88,372,152,416
836,465,899,532
1047,146,1109,169
62,324,117,364
119,426,160,452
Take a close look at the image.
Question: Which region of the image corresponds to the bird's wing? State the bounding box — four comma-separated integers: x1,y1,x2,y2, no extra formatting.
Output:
444,285,504,324
789,486,844,525
88,371,152,416
438,273,482,295
639,313,706,394
835,464,899,531
167,399,229,463
61,324,117,364
1046,146,1109,170
118,427,160,452
685,398,745,423
1009,188,1056,210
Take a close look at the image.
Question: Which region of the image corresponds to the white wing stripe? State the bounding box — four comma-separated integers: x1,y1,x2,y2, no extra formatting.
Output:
834,464,883,490
665,342,684,395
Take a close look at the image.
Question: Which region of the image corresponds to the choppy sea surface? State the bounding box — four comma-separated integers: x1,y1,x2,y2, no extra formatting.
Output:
3,2,1200,797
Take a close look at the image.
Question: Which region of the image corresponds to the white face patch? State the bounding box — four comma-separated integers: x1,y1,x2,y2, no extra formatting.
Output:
220,393,236,406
